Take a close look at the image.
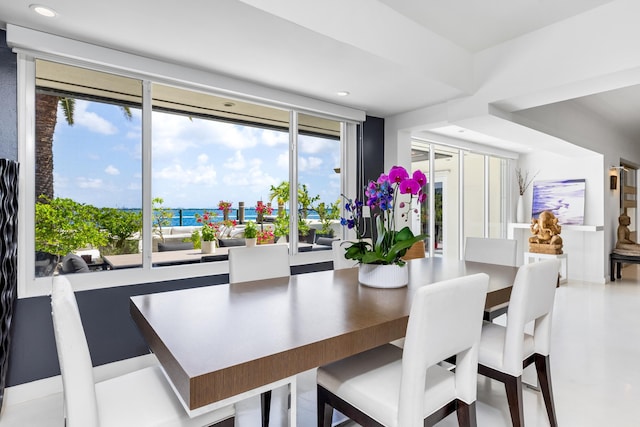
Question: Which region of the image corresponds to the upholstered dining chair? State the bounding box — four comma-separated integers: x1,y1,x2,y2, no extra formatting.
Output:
50,275,235,427
332,239,374,270
477,259,560,427
464,237,518,266
331,240,358,270
401,240,426,261
228,244,290,282
228,243,291,427
317,273,490,427
465,237,518,321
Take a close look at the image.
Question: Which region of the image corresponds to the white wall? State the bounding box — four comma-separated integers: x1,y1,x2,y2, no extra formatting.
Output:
515,150,604,283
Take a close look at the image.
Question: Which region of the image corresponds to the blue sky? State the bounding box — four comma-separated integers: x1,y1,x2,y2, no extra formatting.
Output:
53,100,341,209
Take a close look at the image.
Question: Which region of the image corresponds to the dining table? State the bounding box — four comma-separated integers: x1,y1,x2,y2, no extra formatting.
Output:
129,257,518,422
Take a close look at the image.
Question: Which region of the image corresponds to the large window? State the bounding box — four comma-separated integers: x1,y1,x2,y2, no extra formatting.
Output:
412,139,510,259
34,60,143,276
25,58,346,294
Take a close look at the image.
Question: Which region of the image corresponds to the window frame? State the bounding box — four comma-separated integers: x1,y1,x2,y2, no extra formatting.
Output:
14,30,363,298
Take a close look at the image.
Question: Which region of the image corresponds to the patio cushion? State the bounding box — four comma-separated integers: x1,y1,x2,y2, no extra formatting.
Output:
61,253,90,274
218,238,246,247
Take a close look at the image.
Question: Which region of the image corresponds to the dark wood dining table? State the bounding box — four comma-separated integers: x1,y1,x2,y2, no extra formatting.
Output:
129,257,517,415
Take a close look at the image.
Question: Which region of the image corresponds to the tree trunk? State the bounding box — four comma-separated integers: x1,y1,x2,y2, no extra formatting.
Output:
35,93,58,200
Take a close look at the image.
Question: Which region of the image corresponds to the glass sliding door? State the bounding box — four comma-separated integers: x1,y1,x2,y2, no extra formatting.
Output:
463,152,485,239
150,83,290,262
34,59,143,278
488,157,507,238
297,113,342,246
411,142,459,258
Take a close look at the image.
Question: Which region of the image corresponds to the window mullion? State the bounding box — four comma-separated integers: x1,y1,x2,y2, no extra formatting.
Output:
141,80,153,268
289,111,298,254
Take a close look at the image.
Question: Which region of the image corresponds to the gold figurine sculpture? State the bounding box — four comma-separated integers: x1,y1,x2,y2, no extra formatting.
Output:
615,214,640,254
529,210,563,254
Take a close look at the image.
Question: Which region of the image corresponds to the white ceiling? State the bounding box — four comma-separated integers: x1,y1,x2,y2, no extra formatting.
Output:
1,0,637,151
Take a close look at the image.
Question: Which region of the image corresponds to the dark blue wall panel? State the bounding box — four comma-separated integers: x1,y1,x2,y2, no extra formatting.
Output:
0,30,18,161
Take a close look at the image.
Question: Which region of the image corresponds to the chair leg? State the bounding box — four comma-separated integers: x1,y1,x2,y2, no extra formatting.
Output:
317,386,333,427
456,400,477,427
535,354,558,427
504,375,524,427
261,390,271,427
213,417,235,427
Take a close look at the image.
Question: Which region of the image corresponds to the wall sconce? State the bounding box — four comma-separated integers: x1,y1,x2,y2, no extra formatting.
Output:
610,175,618,190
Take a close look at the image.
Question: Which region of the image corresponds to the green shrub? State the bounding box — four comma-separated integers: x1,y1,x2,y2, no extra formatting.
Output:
35,196,108,256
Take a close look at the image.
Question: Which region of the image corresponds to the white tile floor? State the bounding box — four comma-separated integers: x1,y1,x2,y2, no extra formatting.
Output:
3,266,640,426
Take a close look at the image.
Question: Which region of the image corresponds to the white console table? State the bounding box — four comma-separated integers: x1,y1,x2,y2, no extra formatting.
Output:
523,252,568,284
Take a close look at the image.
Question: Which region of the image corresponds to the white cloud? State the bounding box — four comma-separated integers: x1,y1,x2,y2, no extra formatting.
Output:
277,151,289,169
299,136,337,154
155,162,217,186
53,172,68,189
223,151,246,170
299,156,323,172
76,177,103,189
261,130,289,147
105,165,120,175
222,158,280,194
151,112,265,157
73,100,118,135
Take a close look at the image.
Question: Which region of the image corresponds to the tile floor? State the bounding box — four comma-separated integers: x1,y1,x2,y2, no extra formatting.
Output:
3,266,640,426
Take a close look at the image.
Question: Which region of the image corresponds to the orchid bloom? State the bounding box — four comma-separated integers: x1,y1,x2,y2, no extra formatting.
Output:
388,166,409,183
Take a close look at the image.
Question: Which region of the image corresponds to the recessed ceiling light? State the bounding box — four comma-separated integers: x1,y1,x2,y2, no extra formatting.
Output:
336,91,350,97
30,4,57,17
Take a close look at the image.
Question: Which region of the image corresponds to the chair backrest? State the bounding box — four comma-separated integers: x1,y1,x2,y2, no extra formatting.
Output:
228,244,290,283
503,259,560,375
331,238,373,270
401,240,426,261
332,240,358,270
464,237,517,266
50,276,99,427
398,273,489,426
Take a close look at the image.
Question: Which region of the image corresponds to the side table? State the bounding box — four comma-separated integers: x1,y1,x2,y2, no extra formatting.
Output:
523,252,568,284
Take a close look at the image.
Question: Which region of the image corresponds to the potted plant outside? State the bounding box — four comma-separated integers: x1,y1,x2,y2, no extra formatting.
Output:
316,199,341,238
195,211,218,254
244,221,258,247
273,214,289,243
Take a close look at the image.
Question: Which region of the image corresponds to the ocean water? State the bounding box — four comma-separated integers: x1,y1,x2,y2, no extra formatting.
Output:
167,208,321,226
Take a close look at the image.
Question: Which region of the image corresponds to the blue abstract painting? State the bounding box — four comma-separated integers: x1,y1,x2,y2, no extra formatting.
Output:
532,179,586,225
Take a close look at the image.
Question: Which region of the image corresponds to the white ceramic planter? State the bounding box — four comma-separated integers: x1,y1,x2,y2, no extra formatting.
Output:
201,240,216,254
358,263,408,288
245,237,257,247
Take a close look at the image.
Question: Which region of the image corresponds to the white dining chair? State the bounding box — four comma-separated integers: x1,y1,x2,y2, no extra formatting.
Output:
228,243,291,427
477,259,560,427
332,239,374,270
331,240,358,270
401,240,426,261
464,237,517,266
317,273,489,427
465,237,518,321
228,244,290,282
50,275,235,427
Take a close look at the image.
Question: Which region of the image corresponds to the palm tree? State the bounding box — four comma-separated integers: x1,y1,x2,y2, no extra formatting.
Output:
35,93,67,200
35,93,132,199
